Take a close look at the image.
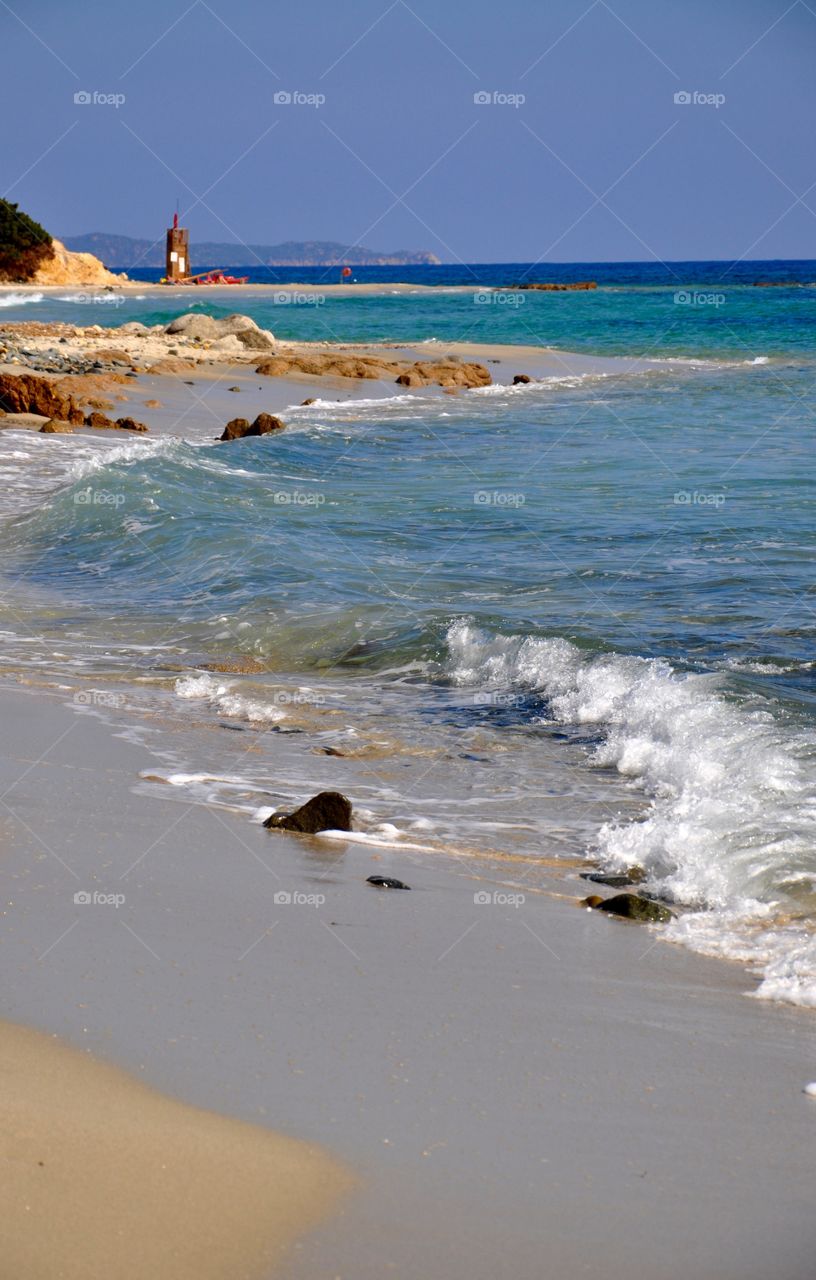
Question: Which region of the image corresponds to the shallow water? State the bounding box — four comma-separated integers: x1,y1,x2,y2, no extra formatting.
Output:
1,261,815,1004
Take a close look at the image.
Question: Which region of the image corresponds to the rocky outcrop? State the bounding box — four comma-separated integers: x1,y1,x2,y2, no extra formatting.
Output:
220,413,285,441
29,238,125,286
513,281,596,291
0,373,85,423
264,791,353,834
256,352,491,389
395,361,491,389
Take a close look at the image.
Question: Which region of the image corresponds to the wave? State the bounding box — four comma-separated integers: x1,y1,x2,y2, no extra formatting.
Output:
446,620,816,1006
0,291,43,307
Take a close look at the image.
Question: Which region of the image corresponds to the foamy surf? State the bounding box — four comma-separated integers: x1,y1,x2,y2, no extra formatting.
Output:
446,619,816,1006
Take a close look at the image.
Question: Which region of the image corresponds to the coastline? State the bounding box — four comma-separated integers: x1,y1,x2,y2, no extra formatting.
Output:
2,680,815,1279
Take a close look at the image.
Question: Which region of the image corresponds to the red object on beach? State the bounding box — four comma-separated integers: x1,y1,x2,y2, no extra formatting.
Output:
341,266,352,278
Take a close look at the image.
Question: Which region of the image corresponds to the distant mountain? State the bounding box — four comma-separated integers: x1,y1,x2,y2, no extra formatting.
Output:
62,233,441,269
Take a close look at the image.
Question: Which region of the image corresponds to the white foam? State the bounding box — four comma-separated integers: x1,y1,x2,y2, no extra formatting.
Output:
175,672,285,724
0,291,43,307
446,619,816,1005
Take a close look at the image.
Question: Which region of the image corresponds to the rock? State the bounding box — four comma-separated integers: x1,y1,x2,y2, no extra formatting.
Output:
220,413,285,441
85,396,115,411
93,348,132,365
513,281,597,291
228,386,242,393
581,895,604,909
165,314,220,340
85,411,116,428
147,358,196,375
0,372,85,423
264,791,352,834
221,417,250,440
256,352,491,389
115,416,149,433
120,322,149,335
301,398,316,405
40,419,74,433
513,374,532,384
581,866,646,889
593,894,674,923
165,312,262,340
367,876,411,890
143,399,161,408
234,328,275,351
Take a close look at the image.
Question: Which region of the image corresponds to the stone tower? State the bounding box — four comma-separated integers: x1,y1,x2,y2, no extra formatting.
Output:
165,213,189,282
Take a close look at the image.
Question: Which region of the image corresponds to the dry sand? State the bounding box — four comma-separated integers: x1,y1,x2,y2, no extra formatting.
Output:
0,1018,352,1280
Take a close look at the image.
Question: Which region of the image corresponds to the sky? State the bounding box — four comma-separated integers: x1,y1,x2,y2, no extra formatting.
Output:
2,0,815,263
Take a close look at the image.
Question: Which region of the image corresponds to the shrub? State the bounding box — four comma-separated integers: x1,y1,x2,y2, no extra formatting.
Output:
0,199,53,281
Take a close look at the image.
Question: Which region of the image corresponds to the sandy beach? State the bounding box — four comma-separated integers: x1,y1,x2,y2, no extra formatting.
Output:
1,681,815,1279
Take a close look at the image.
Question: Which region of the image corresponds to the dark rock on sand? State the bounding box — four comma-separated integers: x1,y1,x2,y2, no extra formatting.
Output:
264,791,352,834
220,413,285,441
301,398,316,406
234,329,275,351
513,374,532,384
85,411,116,428
581,866,646,888
367,876,411,890
594,894,674,923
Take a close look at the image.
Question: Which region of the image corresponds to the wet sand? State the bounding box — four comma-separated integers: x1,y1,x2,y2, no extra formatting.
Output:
1,682,815,1279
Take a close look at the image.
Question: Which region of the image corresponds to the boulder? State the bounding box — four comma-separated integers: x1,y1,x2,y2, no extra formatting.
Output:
40,419,74,433
0,373,85,423
220,413,285,441
513,374,532,384
115,416,149,433
594,894,674,923
85,411,116,428
264,791,352,834
234,328,275,351
165,312,262,340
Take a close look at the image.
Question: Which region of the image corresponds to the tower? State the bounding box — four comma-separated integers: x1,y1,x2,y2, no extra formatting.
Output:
165,212,189,282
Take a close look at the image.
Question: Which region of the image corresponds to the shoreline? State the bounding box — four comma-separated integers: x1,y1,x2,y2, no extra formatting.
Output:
2,680,815,1278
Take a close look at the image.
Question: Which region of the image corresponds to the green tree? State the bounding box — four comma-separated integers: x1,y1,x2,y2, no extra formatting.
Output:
0,200,53,281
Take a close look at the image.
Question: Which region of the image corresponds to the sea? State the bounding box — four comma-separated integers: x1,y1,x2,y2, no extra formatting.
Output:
1,259,815,1007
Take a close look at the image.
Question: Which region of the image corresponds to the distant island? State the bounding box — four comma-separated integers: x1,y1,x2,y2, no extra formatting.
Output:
63,233,441,269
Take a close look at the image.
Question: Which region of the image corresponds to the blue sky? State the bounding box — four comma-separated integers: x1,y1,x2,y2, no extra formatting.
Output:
2,0,815,262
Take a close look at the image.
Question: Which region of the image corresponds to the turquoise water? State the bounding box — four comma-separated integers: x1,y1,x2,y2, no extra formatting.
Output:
1,265,815,1004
